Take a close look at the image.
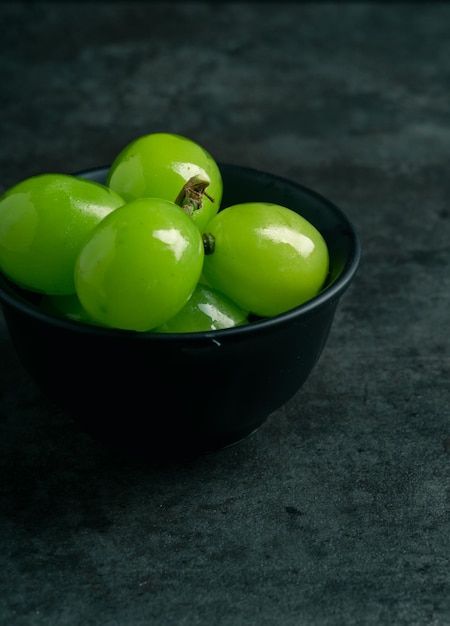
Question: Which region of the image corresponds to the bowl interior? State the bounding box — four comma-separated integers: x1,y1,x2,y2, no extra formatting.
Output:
0,163,360,336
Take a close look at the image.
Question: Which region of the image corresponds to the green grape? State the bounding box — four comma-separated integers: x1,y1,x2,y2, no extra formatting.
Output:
154,284,249,334
40,293,102,326
202,202,330,317
106,132,223,232
74,197,204,332
0,173,125,294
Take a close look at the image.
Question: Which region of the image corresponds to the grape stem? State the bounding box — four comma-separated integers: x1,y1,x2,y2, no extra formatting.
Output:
202,232,215,255
174,174,214,216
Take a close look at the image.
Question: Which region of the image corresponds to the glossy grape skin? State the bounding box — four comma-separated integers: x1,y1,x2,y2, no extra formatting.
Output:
0,174,125,295
106,132,223,232
74,197,204,332
202,202,330,317
40,293,102,326
154,284,249,334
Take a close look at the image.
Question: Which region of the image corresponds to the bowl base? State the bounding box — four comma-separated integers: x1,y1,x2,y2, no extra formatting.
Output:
75,418,265,460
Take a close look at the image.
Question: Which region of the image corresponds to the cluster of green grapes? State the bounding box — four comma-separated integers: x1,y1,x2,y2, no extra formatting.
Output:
0,133,330,333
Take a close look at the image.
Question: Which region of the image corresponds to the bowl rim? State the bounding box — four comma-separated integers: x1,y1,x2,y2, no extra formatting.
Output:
0,163,361,341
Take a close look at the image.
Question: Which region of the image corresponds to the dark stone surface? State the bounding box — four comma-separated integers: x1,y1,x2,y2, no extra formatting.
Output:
1,2,450,624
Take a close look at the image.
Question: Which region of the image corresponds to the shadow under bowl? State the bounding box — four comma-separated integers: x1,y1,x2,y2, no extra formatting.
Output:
0,164,361,458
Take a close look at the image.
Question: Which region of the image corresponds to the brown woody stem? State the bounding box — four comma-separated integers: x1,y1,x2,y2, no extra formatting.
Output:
174,174,215,217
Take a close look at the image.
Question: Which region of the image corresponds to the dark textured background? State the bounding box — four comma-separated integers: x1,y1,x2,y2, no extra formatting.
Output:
1,2,450,624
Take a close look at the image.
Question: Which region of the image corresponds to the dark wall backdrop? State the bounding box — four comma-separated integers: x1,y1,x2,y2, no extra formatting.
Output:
1,2,450,625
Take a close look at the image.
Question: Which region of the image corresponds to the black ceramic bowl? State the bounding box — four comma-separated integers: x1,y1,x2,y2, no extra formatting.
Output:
0,164,360,458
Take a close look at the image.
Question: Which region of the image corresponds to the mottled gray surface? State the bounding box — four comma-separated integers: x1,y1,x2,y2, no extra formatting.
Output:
1,2,450,625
